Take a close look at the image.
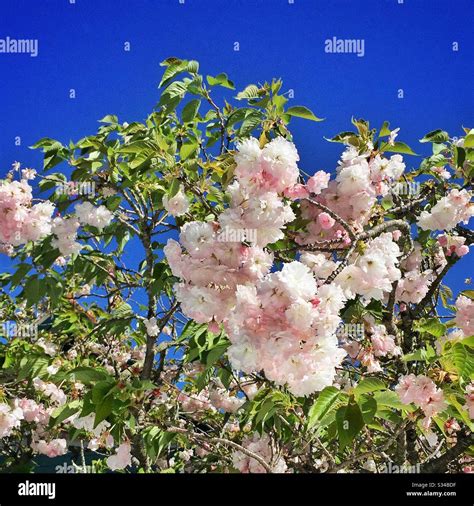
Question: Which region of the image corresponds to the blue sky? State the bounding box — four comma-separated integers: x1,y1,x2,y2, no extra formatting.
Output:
0,0,473,298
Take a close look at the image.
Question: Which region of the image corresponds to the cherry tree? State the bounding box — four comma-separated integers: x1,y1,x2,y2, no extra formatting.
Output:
0,58,473,474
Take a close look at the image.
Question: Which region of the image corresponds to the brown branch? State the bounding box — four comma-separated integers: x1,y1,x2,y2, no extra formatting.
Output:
420,431,473,473
141,302,178,380
167,426,274,473
412,258,458,318
305,194,357,243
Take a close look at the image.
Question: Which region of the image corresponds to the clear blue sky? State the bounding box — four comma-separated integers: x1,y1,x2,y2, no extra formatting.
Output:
0,0,472,298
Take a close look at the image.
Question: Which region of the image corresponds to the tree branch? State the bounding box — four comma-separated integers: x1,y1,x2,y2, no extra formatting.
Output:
167,426,274,473
420,431,473,473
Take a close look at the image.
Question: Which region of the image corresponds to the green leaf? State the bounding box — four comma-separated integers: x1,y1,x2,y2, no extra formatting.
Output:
460,335,474,348
168,178,181,198
374,390,415,412
414,318,447,338
255,399,276,426
446,393,474,431
180,141,198,160
453,147,465,168
30,137,57,150
159,59,188,88
106,195,122,211
238,110,263,137
286,105,324,122
206,73,235,90
18,355,49,381
402,345,437,363
98,114,118,124
383,142,418,156
23,277,41,307
181,99,201,122
308,386,342,429
379,121,391,137
143,428,175,460
67,367,110,384
336,400,364,450
206,343,229,366
449,343,474,380
353,378,386,398
158,81,187,109
351,117,369,136
463,132,474,148
10,264,31,287
236,85,260,100
325,131,358,144
94,396,113,427
49,400,82,427
359,395,377,424
461,290,474,300
419,129,449,143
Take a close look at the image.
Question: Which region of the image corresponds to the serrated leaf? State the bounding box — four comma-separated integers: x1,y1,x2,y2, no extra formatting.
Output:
206,73,235,90
336,401,364,450
463,133,474,148
68,367,110,384
374,390,415,412
181,99,201,122
238,110,263,137
449,343,474,380
384,142,418,156
286,105,323,122
236,85,260,100
180,141,198,160
419,129,449,143
446,393,474,431
308,386,342,429
353,378,386,398
415,318,447,338
94,396,113,427
325,131,358,144
23,277,41,307
49,400,82,427
359,395,377,424
379,121,391,137
18,355,49,381
98,114,118,124
159,59,187,88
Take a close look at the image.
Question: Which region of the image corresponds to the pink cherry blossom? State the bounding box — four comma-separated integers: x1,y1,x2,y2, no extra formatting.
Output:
306,170,330,195
455,295,474,337
465,383,474,420
318,212,335,230
75,202,114,230
163,186,190,217
31,438,67,457
232,433,287,473
0,178,55,248
107,442,132,471
395,374,447,418
0,402,23,437
417,189,473,231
